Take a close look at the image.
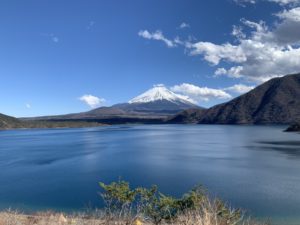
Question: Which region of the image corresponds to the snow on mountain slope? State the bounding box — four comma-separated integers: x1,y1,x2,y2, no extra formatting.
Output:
128,84,196,105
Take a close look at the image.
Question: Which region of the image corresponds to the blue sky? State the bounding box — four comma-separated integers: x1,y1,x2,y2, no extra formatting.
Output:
1,0,300,117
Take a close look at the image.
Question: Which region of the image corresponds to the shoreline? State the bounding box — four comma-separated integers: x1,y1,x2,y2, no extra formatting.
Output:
0,122,291,131
0,121,107,131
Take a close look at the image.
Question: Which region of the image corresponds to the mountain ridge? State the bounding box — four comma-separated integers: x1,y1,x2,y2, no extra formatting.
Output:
25,85,199,123
169,73,300,124
9,73,300,126
0,113,24,129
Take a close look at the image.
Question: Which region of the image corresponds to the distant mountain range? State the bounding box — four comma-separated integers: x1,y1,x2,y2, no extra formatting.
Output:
169,73,300,124
2,73,300,129
25,85,199,124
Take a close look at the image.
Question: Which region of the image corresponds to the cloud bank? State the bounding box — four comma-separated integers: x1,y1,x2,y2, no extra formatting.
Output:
138,2,300,83
189,7,300,82
171,83,232,102
234,0,300,6
170,83,254,104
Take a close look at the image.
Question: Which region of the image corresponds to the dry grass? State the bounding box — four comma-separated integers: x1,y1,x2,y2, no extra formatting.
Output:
0,210,105,225
0,208,269,225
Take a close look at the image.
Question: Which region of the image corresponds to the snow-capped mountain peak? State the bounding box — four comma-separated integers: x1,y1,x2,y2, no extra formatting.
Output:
128,84,196,105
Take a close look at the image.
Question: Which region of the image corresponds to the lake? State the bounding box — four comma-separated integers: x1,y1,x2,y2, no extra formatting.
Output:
0,125,300,224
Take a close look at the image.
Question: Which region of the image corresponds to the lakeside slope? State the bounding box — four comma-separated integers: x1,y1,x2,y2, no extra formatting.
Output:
0,113,105,130
169,73,300,124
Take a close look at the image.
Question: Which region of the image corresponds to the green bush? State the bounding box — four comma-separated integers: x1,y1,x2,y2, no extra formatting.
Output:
99,179,137,218
99,180,242,224
177,185,206,211
215,199,242,225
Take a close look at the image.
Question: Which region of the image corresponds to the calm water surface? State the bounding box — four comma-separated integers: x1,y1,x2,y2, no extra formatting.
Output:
1,125,300,224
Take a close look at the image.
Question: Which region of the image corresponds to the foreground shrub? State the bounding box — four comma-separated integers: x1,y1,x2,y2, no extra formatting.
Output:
99,180,243,225
99,180,136,219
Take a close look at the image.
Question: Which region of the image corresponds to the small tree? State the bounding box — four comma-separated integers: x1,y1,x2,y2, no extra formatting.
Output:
215,199,242,225
138,190,178,225
99,179,137,219
177,185,207,211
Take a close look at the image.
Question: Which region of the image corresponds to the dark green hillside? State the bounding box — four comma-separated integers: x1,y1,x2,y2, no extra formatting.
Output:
0,113,104,130
169,73,300,124
0,113,24,129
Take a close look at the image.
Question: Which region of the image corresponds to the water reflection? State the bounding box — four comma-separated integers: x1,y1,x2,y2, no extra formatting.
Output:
254,141,300,157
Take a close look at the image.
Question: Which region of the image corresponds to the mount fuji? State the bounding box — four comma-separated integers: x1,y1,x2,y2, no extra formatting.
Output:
121,84,198,114
78,85,198,119
28,85,199,124
129,84,196,105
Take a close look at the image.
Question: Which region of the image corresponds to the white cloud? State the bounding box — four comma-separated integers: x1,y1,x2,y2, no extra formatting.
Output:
138,3,300,83
186,7,300,82
233,0,256,7
234,0,300,6
214,68,228,76
273,7,300,45
138,30,176,48
215,66,244,78
277,7,300,21
179,22,190,29
190,42,247,65
25,103,31,109
270,0,300,5
224,84,255,94
171,83,232,103
232,25,246,39
79,95,105,108
269,0,300,5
